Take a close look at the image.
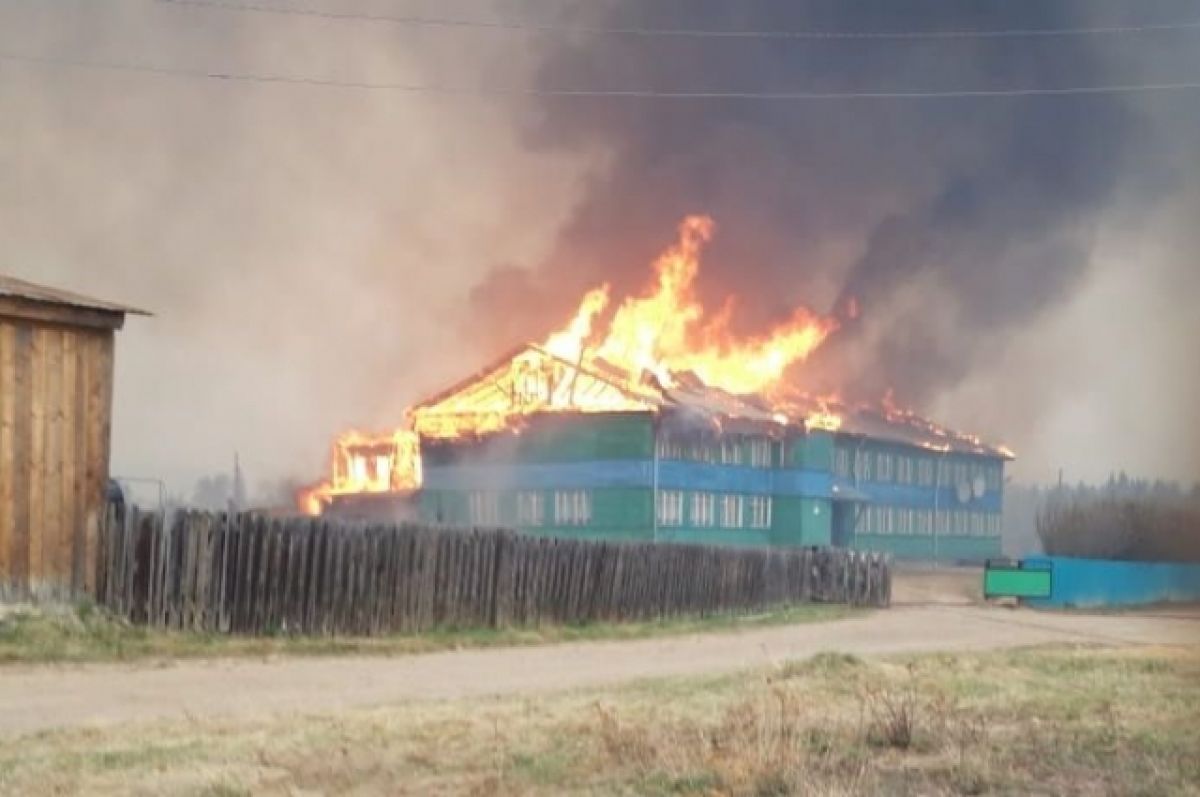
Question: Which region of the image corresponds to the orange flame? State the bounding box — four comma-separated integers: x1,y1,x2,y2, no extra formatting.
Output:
584,215,837,394
299,215,848,515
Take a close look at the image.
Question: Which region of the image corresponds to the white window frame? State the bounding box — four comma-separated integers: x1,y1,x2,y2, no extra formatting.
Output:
657,490,684,527
720,494,745,528
691,492,715,527
748,438,772,469
877,452,893,482
468,492,500,526
720,438,743,466
748,496,772,529
554,490,591,526
516,491,544,527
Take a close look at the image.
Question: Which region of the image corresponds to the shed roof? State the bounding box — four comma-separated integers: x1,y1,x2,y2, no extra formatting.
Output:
0,274,150,317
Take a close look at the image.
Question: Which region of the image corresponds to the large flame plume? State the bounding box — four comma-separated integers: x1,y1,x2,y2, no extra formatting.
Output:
299,215,846,514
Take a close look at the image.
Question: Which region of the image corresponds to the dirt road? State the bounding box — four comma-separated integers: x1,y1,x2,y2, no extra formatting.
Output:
0,604,1196,737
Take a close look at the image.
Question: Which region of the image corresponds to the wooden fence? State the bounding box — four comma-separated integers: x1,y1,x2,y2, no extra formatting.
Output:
96,509,891,636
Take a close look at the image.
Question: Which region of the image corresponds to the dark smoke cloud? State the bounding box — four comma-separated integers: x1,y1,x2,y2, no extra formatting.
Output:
468,0,1200,418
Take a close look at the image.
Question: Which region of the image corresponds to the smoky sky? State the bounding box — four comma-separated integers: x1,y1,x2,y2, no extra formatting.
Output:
472,2,1200,414
1,0,1198,496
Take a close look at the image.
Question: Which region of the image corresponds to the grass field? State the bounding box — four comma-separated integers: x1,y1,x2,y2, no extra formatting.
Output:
0,602,854,665
1,644,1196,796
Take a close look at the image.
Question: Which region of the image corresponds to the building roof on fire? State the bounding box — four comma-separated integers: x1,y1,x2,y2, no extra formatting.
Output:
412,343,1012,459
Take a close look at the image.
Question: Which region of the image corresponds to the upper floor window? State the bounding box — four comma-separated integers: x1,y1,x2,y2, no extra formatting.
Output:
748,439,772,468
876,452,894,482
834,448,851,477
720,438,744,465
854,450,873,482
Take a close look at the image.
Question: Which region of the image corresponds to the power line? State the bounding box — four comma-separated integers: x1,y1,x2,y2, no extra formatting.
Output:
155,0,1200,41
4,50,1200,99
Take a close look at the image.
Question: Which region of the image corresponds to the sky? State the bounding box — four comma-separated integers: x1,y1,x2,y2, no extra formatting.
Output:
1,0,1197,500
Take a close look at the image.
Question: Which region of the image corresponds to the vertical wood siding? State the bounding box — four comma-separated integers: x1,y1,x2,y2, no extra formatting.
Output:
0,317,114,599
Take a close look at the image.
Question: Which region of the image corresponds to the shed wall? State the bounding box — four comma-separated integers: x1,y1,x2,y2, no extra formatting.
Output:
0,317,114,598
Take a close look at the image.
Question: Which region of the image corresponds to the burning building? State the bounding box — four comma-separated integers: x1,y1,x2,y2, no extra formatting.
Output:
304,216,1010,562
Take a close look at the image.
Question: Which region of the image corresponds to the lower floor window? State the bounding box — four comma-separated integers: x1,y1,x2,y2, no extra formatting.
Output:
748,496,772,529
721,494,745,528
554,490,591,526
468,492,500,526
516,491,545,526
657,490,684,527
691,492,715,527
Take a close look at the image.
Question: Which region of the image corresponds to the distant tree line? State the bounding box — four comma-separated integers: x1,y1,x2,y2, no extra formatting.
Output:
1028,473,1200,563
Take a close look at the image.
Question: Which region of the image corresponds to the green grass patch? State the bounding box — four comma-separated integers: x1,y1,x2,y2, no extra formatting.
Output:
0,602,856,666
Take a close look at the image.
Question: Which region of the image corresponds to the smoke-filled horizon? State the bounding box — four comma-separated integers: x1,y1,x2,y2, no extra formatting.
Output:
470,0,1200,485
2,0,1198,498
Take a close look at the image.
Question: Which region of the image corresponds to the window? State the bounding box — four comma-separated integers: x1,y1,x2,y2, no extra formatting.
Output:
468,492,500,526
748,439,772,468
918,458,935,486
656,433,684,460
721,494,745,528
877,452,893,482
516,492,544,527
986,463,1003,492
720,438,744,465
554,490,591,526
854,450,873,482
748,496,772,528
937,459,952,485
691,492,716,527
834,448,851,477
690,439,715,463
657,490,684,527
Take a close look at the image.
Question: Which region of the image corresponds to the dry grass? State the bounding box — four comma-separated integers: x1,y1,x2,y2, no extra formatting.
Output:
1,645,1197,796
0,601,853,666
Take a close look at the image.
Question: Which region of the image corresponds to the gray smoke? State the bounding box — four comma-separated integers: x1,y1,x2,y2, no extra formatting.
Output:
466,0,1200,480
2,1,1196,494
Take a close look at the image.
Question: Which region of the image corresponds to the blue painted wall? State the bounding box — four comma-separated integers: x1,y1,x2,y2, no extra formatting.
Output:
1024,556,1200,608
425,460,832,498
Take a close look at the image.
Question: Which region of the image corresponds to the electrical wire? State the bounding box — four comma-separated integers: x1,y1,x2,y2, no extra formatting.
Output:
4,51,1200,99
155,0,1200,41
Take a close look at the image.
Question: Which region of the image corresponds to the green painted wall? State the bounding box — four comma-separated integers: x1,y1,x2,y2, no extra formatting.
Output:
789,431,834,470
655,528,772,548
851,533,1001,561
421,487,654,538
771,496,832,547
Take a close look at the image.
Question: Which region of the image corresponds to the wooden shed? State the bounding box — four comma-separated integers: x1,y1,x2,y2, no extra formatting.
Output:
0,276,147,599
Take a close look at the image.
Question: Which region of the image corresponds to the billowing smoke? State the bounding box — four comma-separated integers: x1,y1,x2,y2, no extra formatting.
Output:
2,1,1197,493
467,0,1200,479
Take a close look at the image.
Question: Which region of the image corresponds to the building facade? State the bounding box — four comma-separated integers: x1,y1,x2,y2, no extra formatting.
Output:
418,409,1007,563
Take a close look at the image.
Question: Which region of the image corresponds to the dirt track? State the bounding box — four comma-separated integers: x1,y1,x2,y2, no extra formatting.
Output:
0,603,1196,737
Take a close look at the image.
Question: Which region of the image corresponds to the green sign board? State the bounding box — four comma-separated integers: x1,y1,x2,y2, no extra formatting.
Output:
984,566,1052,599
